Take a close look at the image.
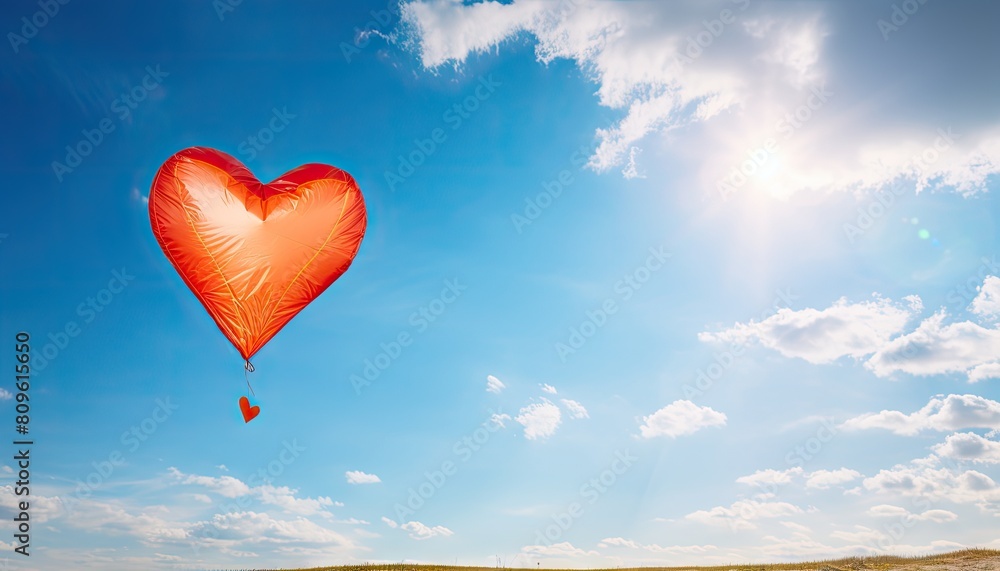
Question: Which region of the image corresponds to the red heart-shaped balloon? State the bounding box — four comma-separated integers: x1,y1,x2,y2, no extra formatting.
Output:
149,147,366,360
239,396,260,423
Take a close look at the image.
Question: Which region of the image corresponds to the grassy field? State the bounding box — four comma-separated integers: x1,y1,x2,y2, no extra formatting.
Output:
219,548,1000,571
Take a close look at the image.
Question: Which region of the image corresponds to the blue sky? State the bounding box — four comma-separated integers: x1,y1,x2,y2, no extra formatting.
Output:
2,0,1000,569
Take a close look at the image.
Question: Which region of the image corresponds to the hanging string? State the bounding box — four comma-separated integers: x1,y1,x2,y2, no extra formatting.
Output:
244,360,256,397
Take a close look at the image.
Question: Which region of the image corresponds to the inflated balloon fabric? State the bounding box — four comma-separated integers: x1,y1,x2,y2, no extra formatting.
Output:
149,147,366,360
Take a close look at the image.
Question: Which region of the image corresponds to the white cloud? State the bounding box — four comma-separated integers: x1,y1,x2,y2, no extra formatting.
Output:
599,536,640,549
865,311,1000,380
169,468,337,517
639,400,727,438
0,483,364,569
736,467,803,487
515,399,562,440
829,525,888,546
756,532,844,559
862,459,1000,514
805,468,862,490
491,412,512,428
822,528,967,557
969,362,1000,383
699,295,915,364
334,517,369,525
867,504,957,523
686,498,802,530
59,498,188,543
866,504,910,518
0,388,12,400
169,467,250,498
933,432,1000,464
486,374,506,394
970,276,1000,319
130,187,149,205
188,510,354,546
382,516,455,540
541,383,557,394
699,280,1000,382
735,467,861,490
521,541,598,558
398,1,1000,198
840,394,1000,436
622,146,645,179
216,464,229,472
0,485,63,523
400,520,454,540
599,537,716,554
345,471,382,484
400,0,545,70
748,16,825,88
252,485,337,517
780,521,812,533
560,398,589,419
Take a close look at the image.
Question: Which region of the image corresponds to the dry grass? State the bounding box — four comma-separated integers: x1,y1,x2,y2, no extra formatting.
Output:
212,548,1000,571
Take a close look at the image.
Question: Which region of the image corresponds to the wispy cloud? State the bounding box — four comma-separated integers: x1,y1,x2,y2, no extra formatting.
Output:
686,498,802,530
561,398,589,419
486,374,506,394
403,520,453,540
516,399,562,440
639,400,727,438
345,470,382,484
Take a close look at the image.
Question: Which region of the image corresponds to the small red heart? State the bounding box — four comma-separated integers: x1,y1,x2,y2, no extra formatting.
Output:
239,396,260,423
